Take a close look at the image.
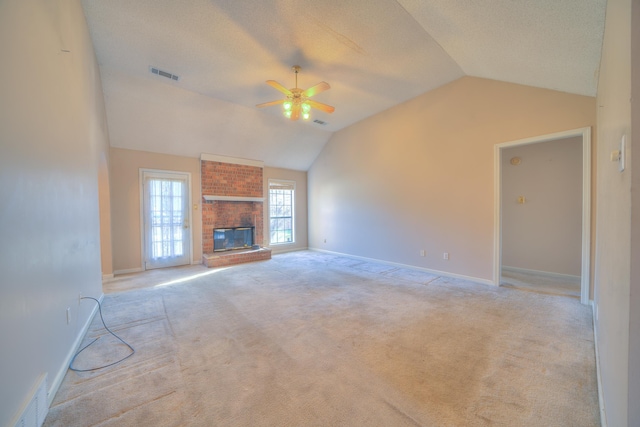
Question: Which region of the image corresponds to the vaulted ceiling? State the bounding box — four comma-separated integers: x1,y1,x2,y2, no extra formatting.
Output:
82,0,606,170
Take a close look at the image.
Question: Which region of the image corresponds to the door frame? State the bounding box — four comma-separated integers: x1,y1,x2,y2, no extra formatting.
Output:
139,168,193,270
493,127,591,304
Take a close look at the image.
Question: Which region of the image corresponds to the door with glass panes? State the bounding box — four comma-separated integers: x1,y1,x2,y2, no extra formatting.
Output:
142,170,191,269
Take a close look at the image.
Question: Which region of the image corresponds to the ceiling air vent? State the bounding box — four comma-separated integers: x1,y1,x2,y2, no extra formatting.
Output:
149,66,180,81
313,119,328,126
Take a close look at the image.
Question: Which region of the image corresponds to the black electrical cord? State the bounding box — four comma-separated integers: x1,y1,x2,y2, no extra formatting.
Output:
69,296,135,372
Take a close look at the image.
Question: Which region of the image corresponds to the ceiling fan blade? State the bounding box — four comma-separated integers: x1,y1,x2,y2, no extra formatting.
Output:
306,99,335,114
290,103,301,121
256,99,285,108
266,80,292,96
302,81,330,98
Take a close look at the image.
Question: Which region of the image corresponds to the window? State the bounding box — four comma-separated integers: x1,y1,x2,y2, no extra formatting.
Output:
269,180,295,244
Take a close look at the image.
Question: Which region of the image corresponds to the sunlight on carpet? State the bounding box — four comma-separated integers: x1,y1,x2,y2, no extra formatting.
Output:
44,251,599,426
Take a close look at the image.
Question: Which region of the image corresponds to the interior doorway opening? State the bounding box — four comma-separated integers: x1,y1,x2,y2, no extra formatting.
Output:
494,127,591,304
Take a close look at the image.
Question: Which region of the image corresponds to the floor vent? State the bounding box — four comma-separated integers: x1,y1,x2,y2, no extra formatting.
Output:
14,374,48,427
150,66,180,81
313,119,328,125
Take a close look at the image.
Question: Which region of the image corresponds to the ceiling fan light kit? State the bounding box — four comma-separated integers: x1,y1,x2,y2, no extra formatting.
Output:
256,65,335,122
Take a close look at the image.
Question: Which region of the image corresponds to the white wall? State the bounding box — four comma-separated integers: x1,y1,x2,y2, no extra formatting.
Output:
502,137,583,276
0,0,108,425
100,68,332,171
594,0,635,425
308,76,595,283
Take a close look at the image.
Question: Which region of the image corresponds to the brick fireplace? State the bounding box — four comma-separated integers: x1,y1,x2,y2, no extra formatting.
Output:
201,155,271,267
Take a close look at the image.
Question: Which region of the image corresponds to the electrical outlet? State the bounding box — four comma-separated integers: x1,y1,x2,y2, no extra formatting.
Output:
66,307,71,325
78,293,83,305
443,252,449,260
420,250,426,257
324,239,327,243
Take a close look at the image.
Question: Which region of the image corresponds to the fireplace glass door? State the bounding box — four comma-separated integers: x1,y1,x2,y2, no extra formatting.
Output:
214,227,254,251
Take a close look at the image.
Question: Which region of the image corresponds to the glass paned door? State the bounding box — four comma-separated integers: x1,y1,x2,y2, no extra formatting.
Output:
142,171,191,269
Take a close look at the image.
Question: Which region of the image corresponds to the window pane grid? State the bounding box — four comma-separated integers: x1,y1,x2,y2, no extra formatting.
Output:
269,186,294,244
149,178,184,259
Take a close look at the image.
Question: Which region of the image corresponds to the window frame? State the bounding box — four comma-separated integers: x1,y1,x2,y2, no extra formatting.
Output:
268,179,296,246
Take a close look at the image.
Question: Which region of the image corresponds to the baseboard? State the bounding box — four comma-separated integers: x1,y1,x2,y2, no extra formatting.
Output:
113,267,143,275
102,273,114,282
269,246,308,255
503,265,580,282
309,248,494,287
590,301,607,427
48,293,104,407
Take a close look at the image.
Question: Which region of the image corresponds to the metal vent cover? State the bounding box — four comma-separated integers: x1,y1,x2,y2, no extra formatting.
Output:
15,373,48,427
149,66,180,81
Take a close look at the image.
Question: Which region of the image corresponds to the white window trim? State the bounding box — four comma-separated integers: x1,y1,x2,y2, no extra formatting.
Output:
268,179,296,246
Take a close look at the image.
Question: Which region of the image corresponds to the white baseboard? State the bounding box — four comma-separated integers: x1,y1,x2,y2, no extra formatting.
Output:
270,246,308,255
591,301,607,427
309,248,494,287
113,267,143,275
503,265,580,281
48,293,104,406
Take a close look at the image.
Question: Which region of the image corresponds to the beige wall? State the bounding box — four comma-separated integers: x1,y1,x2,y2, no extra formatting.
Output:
594,0,634,425
263,167,308,253
110,148,202,272
308,76,595,283
502,137,583,276
0,0,109,424
629,1,640,424
98,152,114,277
109,150,308,270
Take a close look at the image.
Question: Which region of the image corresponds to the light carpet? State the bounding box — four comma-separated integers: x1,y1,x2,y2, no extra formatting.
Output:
44,251,599,426
501,269,581,299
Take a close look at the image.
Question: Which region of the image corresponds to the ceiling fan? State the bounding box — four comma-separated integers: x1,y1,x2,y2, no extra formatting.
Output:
256,65,335,121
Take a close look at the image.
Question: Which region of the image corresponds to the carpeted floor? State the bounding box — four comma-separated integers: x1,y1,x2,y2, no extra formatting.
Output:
501,269,581,299
44,251,600,426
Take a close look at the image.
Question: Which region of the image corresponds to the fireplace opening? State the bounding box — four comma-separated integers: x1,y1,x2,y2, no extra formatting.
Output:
214,227,255,251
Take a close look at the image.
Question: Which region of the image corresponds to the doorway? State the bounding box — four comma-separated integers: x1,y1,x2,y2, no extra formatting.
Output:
494,127,591,304
140,169,192,270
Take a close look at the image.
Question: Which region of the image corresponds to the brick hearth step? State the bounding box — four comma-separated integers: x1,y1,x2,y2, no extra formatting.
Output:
203,247,272,268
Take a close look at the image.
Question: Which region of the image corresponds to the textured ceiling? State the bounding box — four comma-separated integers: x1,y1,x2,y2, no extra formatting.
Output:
82,0,606,170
